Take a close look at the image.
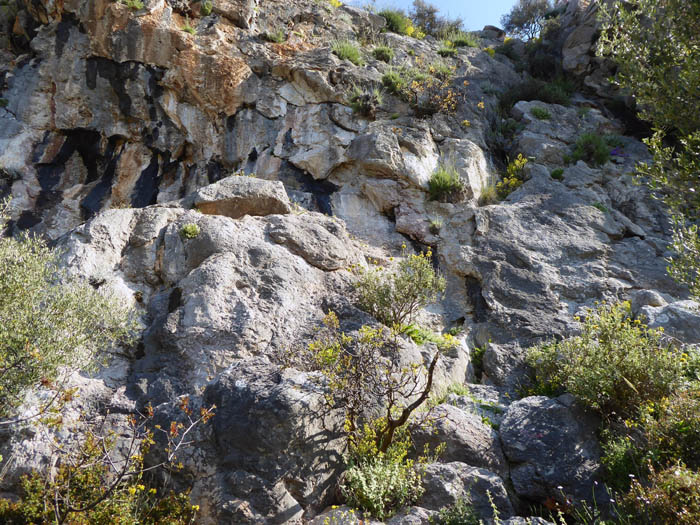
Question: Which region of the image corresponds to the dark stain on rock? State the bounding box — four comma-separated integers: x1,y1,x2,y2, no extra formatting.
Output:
130,152,161,208
466,276,489,323
86,58,141,116
168,287,182,313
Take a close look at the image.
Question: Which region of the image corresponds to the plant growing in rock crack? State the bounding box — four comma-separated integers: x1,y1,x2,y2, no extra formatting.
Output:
181,17,196,35
569,133,611,167
331,39,364,66
355,246,446,328
372,45,394,63
430,496,480,525
284,311,443,518
200,0,212,16
120,0,144,10
263,27,286,43
428,215,443,235
179,223,200,239
530,106,551,120
347,85,383,119
496,153,528,199
428,164,467,203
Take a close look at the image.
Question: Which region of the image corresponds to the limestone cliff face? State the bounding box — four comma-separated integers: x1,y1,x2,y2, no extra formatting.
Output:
0,1,699,523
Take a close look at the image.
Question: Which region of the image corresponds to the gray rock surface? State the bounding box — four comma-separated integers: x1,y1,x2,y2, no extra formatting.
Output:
191,176,292,219
500,395,602,504
639,300,700,345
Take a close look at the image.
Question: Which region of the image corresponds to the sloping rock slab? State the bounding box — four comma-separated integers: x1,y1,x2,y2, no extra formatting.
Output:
191,176,291,219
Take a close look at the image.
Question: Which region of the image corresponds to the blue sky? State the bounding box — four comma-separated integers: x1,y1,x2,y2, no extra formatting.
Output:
349,0,517,31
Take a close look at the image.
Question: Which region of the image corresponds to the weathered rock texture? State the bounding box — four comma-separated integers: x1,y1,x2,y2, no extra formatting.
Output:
0,0,696,523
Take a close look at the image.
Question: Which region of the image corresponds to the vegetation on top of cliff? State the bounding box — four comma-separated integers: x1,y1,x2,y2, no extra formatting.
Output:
501,0,553,41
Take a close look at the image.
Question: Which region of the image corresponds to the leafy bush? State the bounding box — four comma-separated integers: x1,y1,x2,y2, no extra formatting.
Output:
348,85,383,118
642,389,700,470
501,0,553,40
356,247,445,328
550,168,564,180
437,46,457,58
620,463,700,525
498,79,571,113
496,153,528,199
526,302,685,419
601,430,646,492
428,164,467,203
410,0,463,38
444,30,478,48
0,202,134,420
531,106,551,120
570,132,610,167
179,223,200,239
430,497,480,525
382,69,408,95
668,218,700,300
342,427,425,520
382,65,462,116
372,45,394,63
332,39,364,66
380,9,419,37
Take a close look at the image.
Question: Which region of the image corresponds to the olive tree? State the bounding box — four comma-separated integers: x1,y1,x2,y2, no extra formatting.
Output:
0,201,135,422
500,0,553,40
597,0,700,299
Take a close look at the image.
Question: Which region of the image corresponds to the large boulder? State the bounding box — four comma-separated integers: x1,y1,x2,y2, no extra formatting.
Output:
191,176,292,219
500,395,603,504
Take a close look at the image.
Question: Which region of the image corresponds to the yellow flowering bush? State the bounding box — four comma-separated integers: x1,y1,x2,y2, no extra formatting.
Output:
496,153,528,199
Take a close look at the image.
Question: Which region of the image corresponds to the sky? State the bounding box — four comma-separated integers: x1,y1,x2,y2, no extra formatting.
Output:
348,0,518,31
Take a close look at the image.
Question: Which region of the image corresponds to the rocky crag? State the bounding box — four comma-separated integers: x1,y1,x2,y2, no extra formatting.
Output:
1,0,699,523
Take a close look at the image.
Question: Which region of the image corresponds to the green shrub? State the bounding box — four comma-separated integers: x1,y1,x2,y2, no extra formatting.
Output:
478,183,499,206
601,430,645,492
180,223,200,239
620,463,700,525
263,28,286,43
430,497,480,525
531,106,551,120
382,69,408,96
402,323,458,350
642,389,700,470
342,429,424,520
379,9,420,37
355,247,445,328
550,168,564,180
0,201,134,420
429,215,443,234
332,39,364,66
498,78,572,113
200,0,212,15
428,164,467,202
445,30,479,48
526,301,685,419
592,202,609,213
438,46,457,57
348,85,383,118
121,0,144,10
571,132,610,166
496,153,528,199
372,45,394,63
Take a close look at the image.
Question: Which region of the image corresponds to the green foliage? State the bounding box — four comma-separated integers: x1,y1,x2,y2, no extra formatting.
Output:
530,106,551,120
668,218,700,301
381,69,407,96
0,432,197,524
382,64,462,116
179,223,200,239
437,46,457,58
356,248,446,327
380,9,422,38
0,202,134,420
498,78,571,113
601,430,645,493
372,45,394,63
470,344,486,380
430,497,479,525
200,0,212,15
501,0,553,40
428,164,467,203
443,30,478,48
348,85,383,118
592,202,609,213
526,302,685,419
0,98,7,108
342,426,424,520
181,17,195,35
570,132,610,167
332,39,364,66
550,168,564,180
401,324,458,350
478,183,499,206
263,27,286,43
121,0,144,10
410,0,463,38
495,40,519,61
641,389,700,470
428,215,443,234
620,463,700,525
496,153,528,199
